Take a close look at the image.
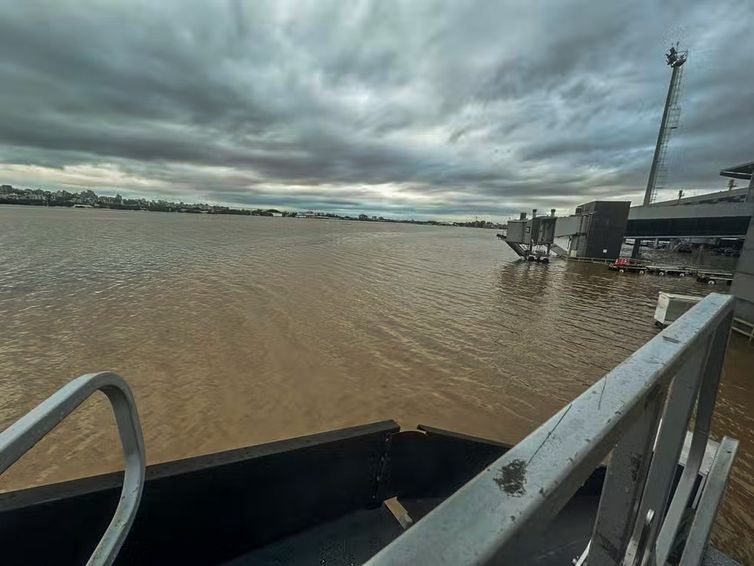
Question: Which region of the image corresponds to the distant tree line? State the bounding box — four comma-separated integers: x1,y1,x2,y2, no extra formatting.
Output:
0,184,279,216
1,183,504,227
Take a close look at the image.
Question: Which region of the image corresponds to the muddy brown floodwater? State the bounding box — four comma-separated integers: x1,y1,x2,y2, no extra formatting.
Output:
0,206,751,562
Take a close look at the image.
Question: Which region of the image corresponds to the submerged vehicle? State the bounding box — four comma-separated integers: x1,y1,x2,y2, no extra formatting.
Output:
0,294,741,565
609,257,647,273
696,272,734,286
647,265,695,277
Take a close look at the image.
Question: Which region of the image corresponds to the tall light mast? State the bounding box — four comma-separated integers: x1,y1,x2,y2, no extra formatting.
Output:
632,44,688,258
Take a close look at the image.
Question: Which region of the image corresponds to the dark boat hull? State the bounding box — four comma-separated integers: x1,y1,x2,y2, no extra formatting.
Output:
0,421,609,565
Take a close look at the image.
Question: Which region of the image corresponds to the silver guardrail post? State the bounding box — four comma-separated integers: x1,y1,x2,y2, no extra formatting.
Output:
0,372,146,566
679,436,739,565
653,312,732,565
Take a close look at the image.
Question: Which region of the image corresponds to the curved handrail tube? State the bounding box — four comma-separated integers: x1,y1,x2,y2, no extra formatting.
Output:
0,372,146,566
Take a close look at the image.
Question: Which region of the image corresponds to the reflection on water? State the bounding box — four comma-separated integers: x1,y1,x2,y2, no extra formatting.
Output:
0,206,751,562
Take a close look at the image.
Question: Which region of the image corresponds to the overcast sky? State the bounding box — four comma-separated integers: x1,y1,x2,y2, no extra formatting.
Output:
0,1,752,219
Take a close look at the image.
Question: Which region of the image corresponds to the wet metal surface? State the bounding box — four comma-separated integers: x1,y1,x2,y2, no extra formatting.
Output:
0,206,751,562
365,294,733,566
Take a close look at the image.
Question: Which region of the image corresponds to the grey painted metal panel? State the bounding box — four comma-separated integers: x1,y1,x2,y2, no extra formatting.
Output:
655,293,702,326
731,273,754,305
651,188,749,207
626,217,751,238
735,254,754,280
624,343,711,565
629,202,754,221
554,215,582,237
680,438,739,565
531,216,556,245
589,391,665,564
734,296,754,327
365,294,734,566
655,318,732,564
506,220,530,244
732,216,754,323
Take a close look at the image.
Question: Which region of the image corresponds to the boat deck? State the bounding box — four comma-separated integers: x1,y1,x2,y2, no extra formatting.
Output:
223,496,600,566
0,419,740,566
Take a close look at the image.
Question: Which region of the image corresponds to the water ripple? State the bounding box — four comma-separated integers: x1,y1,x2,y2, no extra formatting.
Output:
0,206,750,562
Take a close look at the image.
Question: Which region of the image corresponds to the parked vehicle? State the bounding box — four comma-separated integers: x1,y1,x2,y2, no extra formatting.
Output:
609,257,647,274
696,271,734,286
647,265,694,277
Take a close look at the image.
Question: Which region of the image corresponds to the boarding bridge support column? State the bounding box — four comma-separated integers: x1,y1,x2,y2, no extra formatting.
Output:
731,186,754,323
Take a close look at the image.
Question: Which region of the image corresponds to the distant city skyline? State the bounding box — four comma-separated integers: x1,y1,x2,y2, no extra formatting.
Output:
1,1,752,220
0,183,504,226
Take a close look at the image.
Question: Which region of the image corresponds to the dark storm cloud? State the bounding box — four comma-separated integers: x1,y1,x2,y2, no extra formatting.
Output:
0,0,752,218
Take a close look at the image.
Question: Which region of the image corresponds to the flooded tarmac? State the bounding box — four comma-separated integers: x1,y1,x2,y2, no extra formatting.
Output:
0,206,751,562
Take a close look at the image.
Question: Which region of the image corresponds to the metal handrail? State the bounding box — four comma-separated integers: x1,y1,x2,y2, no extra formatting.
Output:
731,317,754,342
365,293,736,566
0,372,145,566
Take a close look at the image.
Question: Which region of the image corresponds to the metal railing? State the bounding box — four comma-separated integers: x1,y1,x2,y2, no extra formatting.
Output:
732,317,754,342
366,293,738,566
0,372,145,566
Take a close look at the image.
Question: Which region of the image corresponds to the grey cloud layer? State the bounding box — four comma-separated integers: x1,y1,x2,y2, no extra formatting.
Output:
0,0,752,217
